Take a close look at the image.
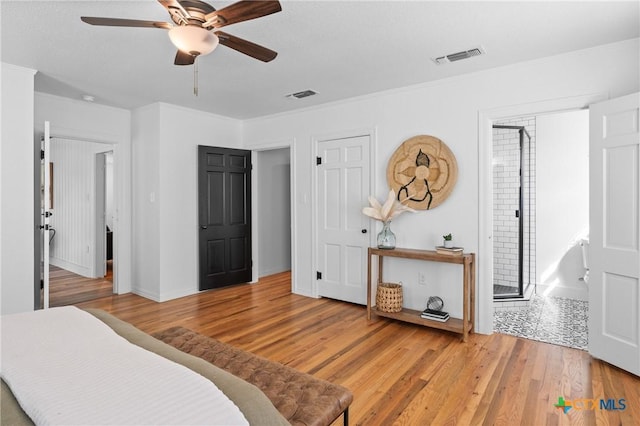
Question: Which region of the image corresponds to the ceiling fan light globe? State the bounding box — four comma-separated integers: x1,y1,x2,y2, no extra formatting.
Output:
168,25,218,56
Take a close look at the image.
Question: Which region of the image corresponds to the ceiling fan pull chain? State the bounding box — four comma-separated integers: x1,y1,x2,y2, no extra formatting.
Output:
193,58,199,97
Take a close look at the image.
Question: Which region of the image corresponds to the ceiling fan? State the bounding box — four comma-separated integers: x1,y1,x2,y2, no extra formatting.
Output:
81,0,282,65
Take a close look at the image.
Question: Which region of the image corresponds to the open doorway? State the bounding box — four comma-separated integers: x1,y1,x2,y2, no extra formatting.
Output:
256,148,292,278
492,109,590,350
41,138,116,307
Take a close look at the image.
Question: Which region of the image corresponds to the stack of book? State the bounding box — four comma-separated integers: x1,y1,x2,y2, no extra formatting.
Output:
435,246,463,256
420,309,450,322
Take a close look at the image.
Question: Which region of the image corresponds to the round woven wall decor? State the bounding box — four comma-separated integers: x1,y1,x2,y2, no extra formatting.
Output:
386,135,458,210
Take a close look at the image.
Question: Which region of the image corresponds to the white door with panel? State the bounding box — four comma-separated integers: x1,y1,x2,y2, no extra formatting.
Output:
589,92,640,376
316,135,371,304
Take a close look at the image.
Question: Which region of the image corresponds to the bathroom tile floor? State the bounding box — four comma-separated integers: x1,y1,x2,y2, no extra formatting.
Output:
493,295,588,350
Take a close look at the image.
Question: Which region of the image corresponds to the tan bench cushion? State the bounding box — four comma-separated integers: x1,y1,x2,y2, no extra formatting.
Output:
153,326,353,426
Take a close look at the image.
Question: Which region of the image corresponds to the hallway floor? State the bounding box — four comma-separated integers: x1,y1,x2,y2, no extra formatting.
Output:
43,262,114,308
493,295,588,350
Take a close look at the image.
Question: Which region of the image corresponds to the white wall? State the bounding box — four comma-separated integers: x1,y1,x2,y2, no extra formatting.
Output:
35,93,132,294
536,109,590,299
257,148,291,277
131,104,161,300
244,38,640,333
132,103,243,301
1,63,36,314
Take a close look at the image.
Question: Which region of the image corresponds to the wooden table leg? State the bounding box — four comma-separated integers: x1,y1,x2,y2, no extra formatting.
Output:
367,248,372,320
462,256,470,342
470,254,476,335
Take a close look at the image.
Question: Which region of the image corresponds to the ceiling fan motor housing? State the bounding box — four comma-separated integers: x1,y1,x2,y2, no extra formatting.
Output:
169,0,217,26
168,24,219,56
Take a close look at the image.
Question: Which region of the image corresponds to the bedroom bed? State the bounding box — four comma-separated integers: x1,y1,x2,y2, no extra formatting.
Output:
1,307,289,425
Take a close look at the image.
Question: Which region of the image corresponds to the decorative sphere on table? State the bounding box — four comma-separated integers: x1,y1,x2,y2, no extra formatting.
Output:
427,296,444,311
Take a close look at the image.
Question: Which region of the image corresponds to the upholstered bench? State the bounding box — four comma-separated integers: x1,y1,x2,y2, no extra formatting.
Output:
153,327,353,426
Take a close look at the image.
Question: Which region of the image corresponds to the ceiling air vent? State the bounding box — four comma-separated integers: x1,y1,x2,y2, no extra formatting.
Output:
286,89,318,99
433,46,485,65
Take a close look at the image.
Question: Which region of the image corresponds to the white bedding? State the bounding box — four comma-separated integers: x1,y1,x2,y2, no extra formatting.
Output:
1,306,249,425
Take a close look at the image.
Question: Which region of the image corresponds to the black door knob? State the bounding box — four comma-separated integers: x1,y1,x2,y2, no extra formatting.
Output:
201,225,208,230
361,229,367,234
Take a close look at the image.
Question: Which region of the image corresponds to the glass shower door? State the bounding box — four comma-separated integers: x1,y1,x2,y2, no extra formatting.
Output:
493,125,529,298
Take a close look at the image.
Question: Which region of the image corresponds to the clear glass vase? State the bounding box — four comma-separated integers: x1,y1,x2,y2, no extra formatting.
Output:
377,221,396,249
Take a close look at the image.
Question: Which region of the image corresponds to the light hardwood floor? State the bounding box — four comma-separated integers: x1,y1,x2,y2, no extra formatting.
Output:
47,263,113,307
74,272,639,426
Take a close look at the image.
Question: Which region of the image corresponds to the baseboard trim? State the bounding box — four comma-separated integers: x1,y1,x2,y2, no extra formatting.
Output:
50,257,93,278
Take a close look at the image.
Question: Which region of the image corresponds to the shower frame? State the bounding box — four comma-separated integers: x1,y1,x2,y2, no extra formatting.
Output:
493,124,532,299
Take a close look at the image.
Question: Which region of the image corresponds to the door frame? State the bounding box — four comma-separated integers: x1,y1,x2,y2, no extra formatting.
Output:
311,127,377,298
478,93,606,334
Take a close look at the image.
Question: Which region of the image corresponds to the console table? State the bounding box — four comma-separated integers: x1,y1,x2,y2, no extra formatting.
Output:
367,247,475,342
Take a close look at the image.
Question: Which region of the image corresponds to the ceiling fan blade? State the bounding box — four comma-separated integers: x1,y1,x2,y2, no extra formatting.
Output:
217,31,277,62
174,50,196,66
204,0,281,28
81,17,171,29
157,0,191,25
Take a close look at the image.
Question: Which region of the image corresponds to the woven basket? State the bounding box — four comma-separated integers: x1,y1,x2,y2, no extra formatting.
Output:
376,282,403,313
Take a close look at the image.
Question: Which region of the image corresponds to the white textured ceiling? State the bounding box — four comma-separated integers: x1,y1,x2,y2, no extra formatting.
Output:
2,1,639,119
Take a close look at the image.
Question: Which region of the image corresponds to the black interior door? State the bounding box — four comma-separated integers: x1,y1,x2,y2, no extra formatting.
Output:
198,146,252,290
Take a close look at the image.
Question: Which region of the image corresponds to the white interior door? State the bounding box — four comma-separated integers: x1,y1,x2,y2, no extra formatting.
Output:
589,92,640,376
43,121,51,309
316,134,370,304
